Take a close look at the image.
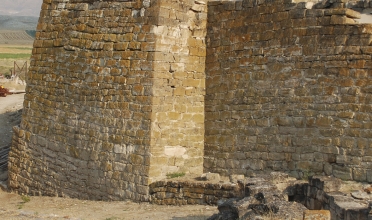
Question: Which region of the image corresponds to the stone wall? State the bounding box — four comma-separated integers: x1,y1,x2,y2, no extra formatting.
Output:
149,174,372,219
204,0,372,182
8,0,206,201
148,0,207,183
149,179,243,205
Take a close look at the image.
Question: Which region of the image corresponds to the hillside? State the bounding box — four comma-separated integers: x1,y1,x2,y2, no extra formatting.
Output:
0,15,38,31
0,30,34,45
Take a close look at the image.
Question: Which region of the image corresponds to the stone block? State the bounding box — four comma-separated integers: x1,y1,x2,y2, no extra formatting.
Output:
330,15,357,25
367,170,372,183
353,168,367,182
324,8,361,19
310,176,342,193
200,173,220,181
229,175,244,183
333,165,353,181
303,210,331,220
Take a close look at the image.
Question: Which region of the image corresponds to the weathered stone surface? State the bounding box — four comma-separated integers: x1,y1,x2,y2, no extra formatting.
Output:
351,191,372,200
204,0,372,185
200,173,221,182
303,210,331,220
149,176,244,205
228,174,243,181
141,172,372,219
310,176,342,193
208,178,306,220
303,176,372,220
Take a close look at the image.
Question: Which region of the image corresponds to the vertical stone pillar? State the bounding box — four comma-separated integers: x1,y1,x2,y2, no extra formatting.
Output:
148,0,207,182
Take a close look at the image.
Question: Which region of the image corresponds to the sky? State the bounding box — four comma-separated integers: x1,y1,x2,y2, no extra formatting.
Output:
0,0,43,17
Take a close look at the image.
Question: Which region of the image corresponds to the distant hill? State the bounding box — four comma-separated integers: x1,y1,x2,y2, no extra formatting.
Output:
0,30,34,44
0,15,38,31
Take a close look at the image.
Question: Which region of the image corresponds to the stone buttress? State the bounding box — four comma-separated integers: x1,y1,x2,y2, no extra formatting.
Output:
8,0,207,201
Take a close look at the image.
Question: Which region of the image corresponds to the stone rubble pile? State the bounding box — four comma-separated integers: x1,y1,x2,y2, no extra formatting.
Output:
208,173,307,220
304,176,372,220
151,172,372,220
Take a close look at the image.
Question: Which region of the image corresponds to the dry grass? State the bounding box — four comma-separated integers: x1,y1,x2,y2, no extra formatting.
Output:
0,44,33,53
167,172,186,179
0,53,31,59
0,43,32,76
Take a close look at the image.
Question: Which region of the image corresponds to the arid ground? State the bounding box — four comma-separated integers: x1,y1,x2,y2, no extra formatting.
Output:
0,186,217,220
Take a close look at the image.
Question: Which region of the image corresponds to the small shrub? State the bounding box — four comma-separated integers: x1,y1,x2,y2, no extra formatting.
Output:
18,195,31,209
299,170,313,180
21,195,30,203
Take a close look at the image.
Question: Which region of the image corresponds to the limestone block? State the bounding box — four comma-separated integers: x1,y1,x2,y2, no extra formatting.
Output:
309,176,341,192
303,210,331,220
200,173,220,181
353,168,367,182
229,175,245,183
324,8,361,19
367,170,372,183
330,15,357,24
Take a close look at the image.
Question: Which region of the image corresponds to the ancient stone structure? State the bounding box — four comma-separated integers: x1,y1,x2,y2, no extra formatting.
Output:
9,0,207,201
7,0,372,203
204,0,372,182
149,173,372,219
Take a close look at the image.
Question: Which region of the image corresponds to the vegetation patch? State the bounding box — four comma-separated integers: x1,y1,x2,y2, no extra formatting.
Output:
6,47,32,50
18,195,31,209
166,172,186,179
21,195,30,203
25,30,37,38
0,53,31,59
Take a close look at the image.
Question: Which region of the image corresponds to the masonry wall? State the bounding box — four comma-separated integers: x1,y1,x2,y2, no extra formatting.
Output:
9,0,156,201
8,0,206,201
204,0,372,182
148,0,207,182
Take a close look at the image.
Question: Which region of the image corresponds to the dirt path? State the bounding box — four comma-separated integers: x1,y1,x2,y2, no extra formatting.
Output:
0,93,24,148
0,93,24,114
0,93,218,220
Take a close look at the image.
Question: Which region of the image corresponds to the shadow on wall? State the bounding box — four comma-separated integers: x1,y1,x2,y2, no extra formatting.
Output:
0,108,22,182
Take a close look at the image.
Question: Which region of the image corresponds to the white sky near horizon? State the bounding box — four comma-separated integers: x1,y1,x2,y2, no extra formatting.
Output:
0,0,43,17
